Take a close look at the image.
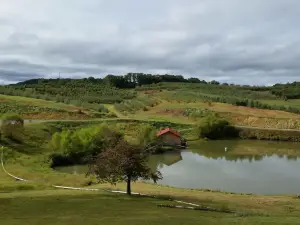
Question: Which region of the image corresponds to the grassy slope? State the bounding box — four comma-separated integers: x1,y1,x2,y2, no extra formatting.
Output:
260,99,300,109
132,92,300,129
0,94,99,120
0,94,81,111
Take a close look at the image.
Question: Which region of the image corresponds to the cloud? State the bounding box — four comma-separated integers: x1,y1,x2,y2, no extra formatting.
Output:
0,0,300,84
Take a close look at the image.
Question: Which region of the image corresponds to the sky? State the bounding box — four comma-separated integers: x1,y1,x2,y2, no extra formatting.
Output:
0,0,300,85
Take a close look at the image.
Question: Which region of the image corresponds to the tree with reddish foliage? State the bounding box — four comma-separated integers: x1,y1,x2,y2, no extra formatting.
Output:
88,140,162,195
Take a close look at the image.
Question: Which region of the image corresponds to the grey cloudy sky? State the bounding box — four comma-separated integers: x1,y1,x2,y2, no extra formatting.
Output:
0,0,300,85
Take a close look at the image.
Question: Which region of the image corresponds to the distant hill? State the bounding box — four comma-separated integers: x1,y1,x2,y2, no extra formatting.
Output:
1,73,300,119
10,73,300,100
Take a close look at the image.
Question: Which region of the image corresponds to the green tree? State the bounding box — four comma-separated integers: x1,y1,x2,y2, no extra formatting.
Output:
197,115,229,139
136,124,157,147
48,132,62,151
49,124,124,166
88,140,162,195
1,113,24,142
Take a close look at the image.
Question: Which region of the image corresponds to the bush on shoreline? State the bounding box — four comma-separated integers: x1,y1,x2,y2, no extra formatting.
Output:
196,115,231,140
49,124,123,167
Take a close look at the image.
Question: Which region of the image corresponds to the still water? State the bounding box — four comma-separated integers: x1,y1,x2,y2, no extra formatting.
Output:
54,140,300,195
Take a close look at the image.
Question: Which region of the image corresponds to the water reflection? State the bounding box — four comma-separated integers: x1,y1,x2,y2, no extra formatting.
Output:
55,140,300,195
188,140,300,162
148,140,300,195
149,152,183,170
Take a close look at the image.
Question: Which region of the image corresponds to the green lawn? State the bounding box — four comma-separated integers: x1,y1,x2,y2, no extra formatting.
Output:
1,190,300,225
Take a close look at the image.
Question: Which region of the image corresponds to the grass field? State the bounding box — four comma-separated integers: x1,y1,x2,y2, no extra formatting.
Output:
2,174,300,224
2,154,300,225
3,189,296,225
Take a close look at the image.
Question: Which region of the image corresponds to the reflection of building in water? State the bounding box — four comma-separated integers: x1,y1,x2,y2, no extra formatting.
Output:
148,152,183,171
160,153,183,166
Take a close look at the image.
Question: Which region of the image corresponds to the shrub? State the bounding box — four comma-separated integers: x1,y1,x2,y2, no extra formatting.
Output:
49,124,124,167
183,108,214,118
136,124,157,146
197,115,229,139
1,113,24,142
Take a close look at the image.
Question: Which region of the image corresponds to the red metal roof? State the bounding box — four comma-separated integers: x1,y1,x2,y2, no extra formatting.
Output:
157,128,181,137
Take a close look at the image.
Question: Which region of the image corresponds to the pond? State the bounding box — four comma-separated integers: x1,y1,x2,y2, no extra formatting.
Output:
54,140,300,195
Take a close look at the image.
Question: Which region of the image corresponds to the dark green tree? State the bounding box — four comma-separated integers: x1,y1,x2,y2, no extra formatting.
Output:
88,140,162,195
197,115,229,139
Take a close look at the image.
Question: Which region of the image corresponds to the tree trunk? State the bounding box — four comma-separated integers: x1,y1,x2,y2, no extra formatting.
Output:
126,176,131,195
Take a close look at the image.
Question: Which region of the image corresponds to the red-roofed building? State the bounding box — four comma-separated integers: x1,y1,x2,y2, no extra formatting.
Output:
157,128,182,146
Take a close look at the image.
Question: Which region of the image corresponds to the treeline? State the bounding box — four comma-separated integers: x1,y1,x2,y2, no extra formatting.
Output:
14,73,214,88
270,82,300,99
248,82,300,100
97,75,300,100
107,73,217,88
